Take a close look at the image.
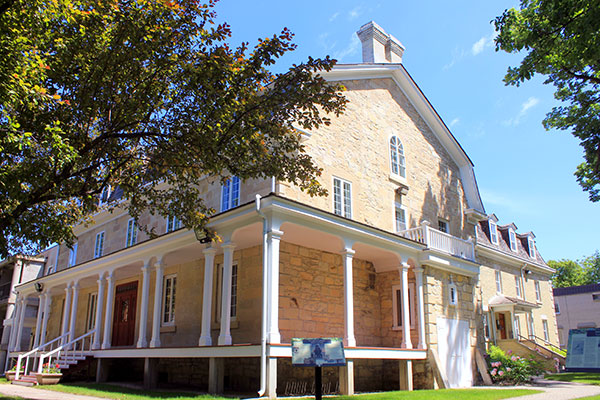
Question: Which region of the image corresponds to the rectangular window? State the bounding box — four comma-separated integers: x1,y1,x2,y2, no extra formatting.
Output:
438,219,448,233
529,314,535,338
483,314,490,340
509,229,518,252
395,203,407,232
495,270,502,293
94,232,105,259
166,215,181,233
333,177,352,218
535,281,541,302
221,176,240,212
542,319,549,342
592,293,600,301
489,220,498,245
162,274,177,326
98,185,111,206
555,302,560,314
68,243,78,267
126,218,137,247
515,275,522,298
392,284,415,329
214,263,239,322
528,237,536,258
86,292,97,332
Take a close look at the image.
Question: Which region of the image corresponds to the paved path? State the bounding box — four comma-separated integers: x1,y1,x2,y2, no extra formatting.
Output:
0,384,106,400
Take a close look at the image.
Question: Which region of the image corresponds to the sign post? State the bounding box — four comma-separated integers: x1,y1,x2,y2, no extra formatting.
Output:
291,338,346,400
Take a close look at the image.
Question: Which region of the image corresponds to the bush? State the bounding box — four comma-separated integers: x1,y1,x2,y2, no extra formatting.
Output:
487,345,544,384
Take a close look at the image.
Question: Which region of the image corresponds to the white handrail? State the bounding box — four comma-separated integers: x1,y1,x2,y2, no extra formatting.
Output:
15,332,70,380
399,223,475,261
38,329,96,374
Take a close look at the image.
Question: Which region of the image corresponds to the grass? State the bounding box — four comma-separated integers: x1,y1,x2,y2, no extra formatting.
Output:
327,389,541,400
37,382,237,400
545,372,600,386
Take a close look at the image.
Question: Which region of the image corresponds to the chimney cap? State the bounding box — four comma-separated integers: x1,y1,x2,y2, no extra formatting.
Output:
356,21,405,63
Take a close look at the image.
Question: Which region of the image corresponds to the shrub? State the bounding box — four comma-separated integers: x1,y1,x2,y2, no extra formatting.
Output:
487,345,544,384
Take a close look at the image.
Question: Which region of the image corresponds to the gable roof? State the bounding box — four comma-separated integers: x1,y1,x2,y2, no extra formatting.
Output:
321,63,485,213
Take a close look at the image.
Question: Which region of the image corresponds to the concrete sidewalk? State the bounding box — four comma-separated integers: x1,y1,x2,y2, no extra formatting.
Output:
0,384,107,400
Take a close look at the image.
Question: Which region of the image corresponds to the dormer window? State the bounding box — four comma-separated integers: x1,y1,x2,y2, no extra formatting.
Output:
509,229,517,252
528,237,536,258
389,136,406,178
99,185,111,206
489,220,498,245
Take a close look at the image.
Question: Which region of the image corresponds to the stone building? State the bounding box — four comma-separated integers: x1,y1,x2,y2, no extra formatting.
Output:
6,22,559,397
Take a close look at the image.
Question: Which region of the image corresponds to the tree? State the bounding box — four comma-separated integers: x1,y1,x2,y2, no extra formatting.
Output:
581,250,600,283
0,0,347,257
494,0,600,201
548,259,587,287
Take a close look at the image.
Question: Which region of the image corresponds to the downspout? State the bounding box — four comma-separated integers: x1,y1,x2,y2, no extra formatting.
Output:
256,194,268,397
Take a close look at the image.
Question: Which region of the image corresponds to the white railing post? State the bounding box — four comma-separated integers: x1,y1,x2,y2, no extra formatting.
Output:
92,273,105,350
199,247,216,346
422,221,431,247
150,259,164,348
68,282,80,348
137,262,151,348
102,272,115,349
342,247,356,347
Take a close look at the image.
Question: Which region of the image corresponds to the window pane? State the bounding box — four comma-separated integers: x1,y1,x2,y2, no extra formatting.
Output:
333,179,342,215
231,176,240,207
395,207,406,232
390,137,399,175
230,265,238,318
343,181,352,218
395,289,402,326
222,179,230,211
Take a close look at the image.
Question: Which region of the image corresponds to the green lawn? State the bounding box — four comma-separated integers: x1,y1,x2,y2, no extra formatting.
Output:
328,389,541,400
545,372,600,386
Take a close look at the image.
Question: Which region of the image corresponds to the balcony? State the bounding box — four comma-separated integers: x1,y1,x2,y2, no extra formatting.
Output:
400,222,475,262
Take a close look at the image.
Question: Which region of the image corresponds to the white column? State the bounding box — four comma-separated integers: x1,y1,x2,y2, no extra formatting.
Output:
199,247,216,346
33,294,45,348
8,295,21,351
400,263,413,349
92,273,105,350
101,272,115,349
40,292,52,345
414,267,427,349
150,260,164,348
61,283,72,343
137,262,151,348
68,282,80,345
14,298,27,351
267,229,283,344
343,248,356,347
218,243,236,345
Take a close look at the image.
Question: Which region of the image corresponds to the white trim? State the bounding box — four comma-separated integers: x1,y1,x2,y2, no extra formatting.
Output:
508,228,517,252
389,135,407,179
126,218,137,247
528,236,536,259
515,275,523,298
332,176,352,219
392,283,416,329
68,243,78,267
489,220,499,245
98,185,111,206
495,270,503,294
394,202,408,233
94,232,105,259
534,281,541,302
476,244,554,274
86,292,98,332
161,274,177,327
220,176,241,212
448,281,458,306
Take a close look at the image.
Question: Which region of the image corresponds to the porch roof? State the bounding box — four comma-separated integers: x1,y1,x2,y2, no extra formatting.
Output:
489,295,540,311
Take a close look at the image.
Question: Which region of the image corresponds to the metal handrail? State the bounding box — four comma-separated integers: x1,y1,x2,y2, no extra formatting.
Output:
14,332,70,380
38,329,96,374
517,334,565,360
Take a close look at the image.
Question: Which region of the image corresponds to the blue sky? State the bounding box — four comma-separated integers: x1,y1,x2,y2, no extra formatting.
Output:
213,1,599,262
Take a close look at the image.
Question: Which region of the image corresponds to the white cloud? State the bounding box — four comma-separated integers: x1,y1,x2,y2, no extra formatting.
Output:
503,96,540,126
471,31,497,56
443,47,465,70
449,118,460,128
348,6,362,20
329,12,340,22
333,33,360,62
480,188,540,216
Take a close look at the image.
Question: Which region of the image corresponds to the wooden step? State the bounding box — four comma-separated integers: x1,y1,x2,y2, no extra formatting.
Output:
12,375,38,386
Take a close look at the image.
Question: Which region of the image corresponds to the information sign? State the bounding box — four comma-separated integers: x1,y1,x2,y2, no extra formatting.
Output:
566,328,600,372
291,338,346,367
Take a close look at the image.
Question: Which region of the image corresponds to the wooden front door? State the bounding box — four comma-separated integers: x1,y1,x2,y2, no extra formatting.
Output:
112,281,138,347
496,313,507,340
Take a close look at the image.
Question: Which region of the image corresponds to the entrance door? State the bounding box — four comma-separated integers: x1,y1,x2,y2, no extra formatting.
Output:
437,317,472,388
496,313,507,340
112,281,138,347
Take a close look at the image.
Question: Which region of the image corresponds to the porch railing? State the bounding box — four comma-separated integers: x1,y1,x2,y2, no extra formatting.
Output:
14,332,69,380
400,222,475,261
517,334,566,366
38,329,96,375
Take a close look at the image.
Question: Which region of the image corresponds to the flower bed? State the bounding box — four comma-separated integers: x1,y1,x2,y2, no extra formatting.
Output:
487,345,544,384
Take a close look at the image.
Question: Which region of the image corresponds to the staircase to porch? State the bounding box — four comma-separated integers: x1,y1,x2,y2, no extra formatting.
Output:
11,329,96,385
496,336,566,372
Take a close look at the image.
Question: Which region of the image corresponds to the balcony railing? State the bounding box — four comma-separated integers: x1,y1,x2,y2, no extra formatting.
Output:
400,222,475,261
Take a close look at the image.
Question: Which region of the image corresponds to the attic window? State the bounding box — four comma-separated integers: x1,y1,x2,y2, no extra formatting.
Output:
99,185,111,206
528,237,536,258
509,229,517,252
489,220,498,245
389,136,406,178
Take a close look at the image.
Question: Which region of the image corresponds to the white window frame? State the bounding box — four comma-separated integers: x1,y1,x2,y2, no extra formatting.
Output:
94,232,105,259
495,270,502,294
514,316,521,338
542,319,549,342
489,220,498,245
162,274,177,326
448,281,458,306
98,185,111,206
515,275,523,298
438,219,449,234
534,281,541,302
333,177,352,219
555,302,560,314
221,176,240,212
68,243,78,267
392,283,416,330
394,202,408,233
126,218,137,247
509,228,518,252
389,135,407,179
214,263,239,322
166,215,182,233
528,237,536,258
86,292,98,332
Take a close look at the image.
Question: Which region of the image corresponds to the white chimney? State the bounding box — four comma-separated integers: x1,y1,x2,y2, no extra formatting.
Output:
356,21,405,63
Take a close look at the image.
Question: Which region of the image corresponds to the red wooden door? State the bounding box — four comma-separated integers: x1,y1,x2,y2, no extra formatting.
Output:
112,281,138,347
497,313,507,340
